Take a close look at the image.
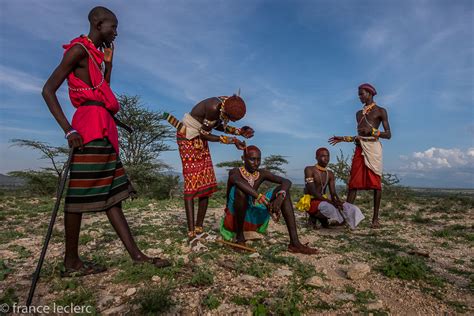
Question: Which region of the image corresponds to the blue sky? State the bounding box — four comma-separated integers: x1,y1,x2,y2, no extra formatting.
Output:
0,0,473,188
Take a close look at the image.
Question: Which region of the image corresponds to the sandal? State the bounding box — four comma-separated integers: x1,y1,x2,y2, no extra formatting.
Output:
133,257,171,268
61,261,107,278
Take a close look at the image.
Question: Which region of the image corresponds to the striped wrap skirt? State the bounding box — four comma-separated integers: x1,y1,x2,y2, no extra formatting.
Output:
64,138,135,213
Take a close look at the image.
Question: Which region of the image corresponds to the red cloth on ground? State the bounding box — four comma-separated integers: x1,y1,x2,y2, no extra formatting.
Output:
348,146,382,190
63,35,120,153
177,132,218,200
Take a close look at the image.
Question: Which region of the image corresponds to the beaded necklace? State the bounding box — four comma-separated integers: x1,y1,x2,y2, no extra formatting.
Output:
315,164,328,195
358,103,376,127
68,35,105,92
362,102,376,115
217,97,230,129
239,166,259,187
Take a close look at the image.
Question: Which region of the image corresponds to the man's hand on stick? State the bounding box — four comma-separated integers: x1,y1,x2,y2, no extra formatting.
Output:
67,133,84,150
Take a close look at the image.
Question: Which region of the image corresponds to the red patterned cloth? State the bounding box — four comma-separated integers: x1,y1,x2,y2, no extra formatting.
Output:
177,132,218,200
348,146,382,190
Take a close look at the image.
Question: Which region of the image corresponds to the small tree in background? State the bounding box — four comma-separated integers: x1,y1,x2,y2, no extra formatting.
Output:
262,155,288,175
116,94,173,169
215,160,242,171
9,139,69,194
116,94,176,199
10,139,69,178
328,149,351,185
217,155,289,175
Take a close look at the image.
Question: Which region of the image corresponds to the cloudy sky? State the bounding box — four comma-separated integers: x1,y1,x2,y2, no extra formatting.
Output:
0,0,473,188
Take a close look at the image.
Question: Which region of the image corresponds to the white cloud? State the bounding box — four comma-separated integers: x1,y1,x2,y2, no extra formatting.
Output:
402,147,474,170
0,65,43,94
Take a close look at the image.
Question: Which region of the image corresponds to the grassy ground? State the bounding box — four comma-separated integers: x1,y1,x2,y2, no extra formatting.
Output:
0,187,473,315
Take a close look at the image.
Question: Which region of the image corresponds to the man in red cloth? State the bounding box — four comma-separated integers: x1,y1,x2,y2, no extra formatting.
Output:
328,83,391,228
168,95,254,245
42,6,170,276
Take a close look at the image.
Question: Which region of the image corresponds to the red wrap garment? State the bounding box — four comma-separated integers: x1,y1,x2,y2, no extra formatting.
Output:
63,35,120,154
348,146,381,190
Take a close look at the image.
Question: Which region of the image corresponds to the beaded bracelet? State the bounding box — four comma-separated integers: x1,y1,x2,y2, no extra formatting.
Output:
219,135,236,144
276,190,287,199
371,128,381,137
65,129,78,139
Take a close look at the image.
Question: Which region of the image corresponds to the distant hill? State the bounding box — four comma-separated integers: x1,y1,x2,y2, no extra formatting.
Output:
0,174,26,187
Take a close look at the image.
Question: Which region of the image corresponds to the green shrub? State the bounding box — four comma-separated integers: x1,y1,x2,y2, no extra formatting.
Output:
8,170,58,195
133,284,174,314
189,266,214,286
55,286,97,315
202,293,220,310
379,255,429,280
0,260,11,281
0,287,18,308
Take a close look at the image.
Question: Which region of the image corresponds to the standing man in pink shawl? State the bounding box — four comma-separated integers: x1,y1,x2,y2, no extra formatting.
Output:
42,6,170,276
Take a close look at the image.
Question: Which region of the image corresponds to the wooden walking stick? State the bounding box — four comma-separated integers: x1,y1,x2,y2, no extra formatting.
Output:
26,147,74,306
217,239,257,253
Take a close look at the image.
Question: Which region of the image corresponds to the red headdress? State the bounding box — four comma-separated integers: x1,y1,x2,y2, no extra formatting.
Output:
222,95,246,121
358,83,377,96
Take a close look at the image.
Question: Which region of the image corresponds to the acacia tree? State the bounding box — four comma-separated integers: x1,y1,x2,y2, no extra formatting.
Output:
10,139,69,177
215,160,242,171
115,94,177,197
262,155,288,175
217,154,288,175
116,95,173,168
9,139,69,194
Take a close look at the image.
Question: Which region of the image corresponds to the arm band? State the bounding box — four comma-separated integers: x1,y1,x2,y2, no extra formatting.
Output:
276,190,287,199
224,125,240,135
371,128,381,137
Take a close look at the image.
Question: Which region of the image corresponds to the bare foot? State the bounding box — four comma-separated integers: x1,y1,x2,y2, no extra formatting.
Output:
371,219,381,229
288,243,319,255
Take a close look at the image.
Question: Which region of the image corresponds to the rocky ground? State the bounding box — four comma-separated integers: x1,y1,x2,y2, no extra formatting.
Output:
0,189,473,315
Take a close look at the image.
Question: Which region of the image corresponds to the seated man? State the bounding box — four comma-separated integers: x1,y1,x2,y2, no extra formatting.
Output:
297,148,364,229
220,145,318,254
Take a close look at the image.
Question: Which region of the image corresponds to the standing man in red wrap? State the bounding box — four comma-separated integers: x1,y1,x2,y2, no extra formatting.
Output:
329,83,391,228
42,6,170,276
